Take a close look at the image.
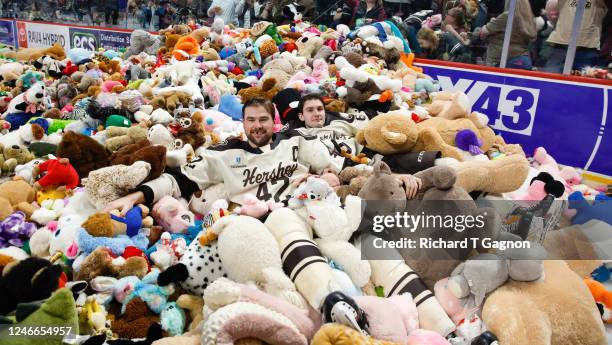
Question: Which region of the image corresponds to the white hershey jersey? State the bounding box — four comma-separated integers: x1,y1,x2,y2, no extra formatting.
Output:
293,112,369,171
185,130,335,205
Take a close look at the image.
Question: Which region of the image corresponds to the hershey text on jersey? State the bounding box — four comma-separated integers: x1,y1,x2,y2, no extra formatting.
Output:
242,162,299,187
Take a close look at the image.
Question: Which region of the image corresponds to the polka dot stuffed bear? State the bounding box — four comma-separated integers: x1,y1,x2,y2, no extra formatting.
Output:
157,230,227,295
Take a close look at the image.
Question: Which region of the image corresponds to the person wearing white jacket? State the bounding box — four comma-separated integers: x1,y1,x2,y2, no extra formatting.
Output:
207,0,241,25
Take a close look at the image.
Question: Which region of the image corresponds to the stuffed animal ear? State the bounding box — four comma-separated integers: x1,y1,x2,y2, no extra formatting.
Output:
530,172,554,185
373,161,391,177
544,180,565,198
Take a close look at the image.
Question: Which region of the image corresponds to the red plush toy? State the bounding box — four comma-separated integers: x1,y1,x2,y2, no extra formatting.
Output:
32,158,80,191
62,61,78,76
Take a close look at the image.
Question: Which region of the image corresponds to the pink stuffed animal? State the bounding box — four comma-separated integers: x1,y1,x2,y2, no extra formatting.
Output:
233,194,284,218
532,147,581,191
286,71,318,91
152,196,196,233
101,80,123,93
407,329,451,345
311,59,329,82
512,171,565,202
354,294,419,344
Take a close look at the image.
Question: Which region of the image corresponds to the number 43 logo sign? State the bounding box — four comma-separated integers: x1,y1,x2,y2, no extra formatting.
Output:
436,75,539,136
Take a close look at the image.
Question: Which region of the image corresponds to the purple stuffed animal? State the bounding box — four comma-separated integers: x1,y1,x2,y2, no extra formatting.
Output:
455,129,484,155
0,212,37,248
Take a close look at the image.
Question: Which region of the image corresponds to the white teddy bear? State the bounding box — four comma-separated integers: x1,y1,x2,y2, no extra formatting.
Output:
15,158,46,183
287,176,340,209
31,198,65,225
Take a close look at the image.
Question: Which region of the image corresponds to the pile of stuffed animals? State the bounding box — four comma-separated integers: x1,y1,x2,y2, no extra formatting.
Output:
0,13,611,345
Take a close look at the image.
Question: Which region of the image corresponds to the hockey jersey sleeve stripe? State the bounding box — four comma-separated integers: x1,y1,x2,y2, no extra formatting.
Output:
166,167,201,201
137,185,155,206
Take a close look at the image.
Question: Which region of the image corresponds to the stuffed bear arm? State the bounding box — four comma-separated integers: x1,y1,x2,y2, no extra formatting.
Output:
419,127,463,161
315,238,371,287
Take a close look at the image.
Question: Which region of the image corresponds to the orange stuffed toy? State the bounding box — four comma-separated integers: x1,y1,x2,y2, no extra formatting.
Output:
172,36,200,61
400,53,423,74
584,278,612,324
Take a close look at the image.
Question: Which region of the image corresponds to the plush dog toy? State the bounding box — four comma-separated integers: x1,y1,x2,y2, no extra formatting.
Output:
32,158,80,191
2,82,47,129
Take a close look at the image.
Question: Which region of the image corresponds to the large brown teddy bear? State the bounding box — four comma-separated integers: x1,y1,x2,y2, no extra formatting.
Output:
356,110,497,160
151,91,191,112
56,131,109,179
355,111,529,194
0,177,37,220
109,140,166,182
238,78,281,103
482,260,607,345
3,43,66,62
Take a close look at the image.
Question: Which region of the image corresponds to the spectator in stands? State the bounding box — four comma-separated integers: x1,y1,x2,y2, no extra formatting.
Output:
330,1,356,27
258,0,273,21
600,0,612,66
383,0,411,19
417,26,472,62
479,0,537,70
207,0,240,25
105,0,120,25
156,1,174,29
443,6,470,41
532,0,555,67
236,0,262,28
543,0,608,72
141,1,153,29
350,0,387,27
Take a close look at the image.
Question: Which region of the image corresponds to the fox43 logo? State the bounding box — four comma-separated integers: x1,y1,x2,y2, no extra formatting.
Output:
71,32,97,51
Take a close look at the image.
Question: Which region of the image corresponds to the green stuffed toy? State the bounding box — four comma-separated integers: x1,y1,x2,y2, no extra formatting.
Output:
105,115,132,128
27,117,76,134
264,23,283,45
0,288,79,345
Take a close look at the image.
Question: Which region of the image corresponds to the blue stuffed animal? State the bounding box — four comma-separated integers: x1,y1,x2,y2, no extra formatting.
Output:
160,302,186,336
217,94,243,121
118,269,173,314
114,270,186,336
415,78,441,93
567,191,612,225
67,48,93,65
592,263,612,282
77,228,149,256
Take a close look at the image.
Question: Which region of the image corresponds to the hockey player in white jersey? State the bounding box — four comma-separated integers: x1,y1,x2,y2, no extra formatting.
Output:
290,94,430,198
104,98,338,214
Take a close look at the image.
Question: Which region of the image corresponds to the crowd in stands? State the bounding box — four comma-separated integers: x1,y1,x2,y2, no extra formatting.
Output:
1,0,610,73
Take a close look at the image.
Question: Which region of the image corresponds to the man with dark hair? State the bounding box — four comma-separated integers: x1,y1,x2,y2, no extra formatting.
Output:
292,95,430,198
105,98,337,213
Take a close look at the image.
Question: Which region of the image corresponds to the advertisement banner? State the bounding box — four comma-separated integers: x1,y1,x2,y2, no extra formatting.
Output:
69,27,100,51
0,19,16,47
18,21,69,49
98,30,131,51
17,21,27,48
417,61,611,177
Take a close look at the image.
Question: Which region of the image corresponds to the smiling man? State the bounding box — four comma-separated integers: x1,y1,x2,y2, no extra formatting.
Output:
105,97,337,213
